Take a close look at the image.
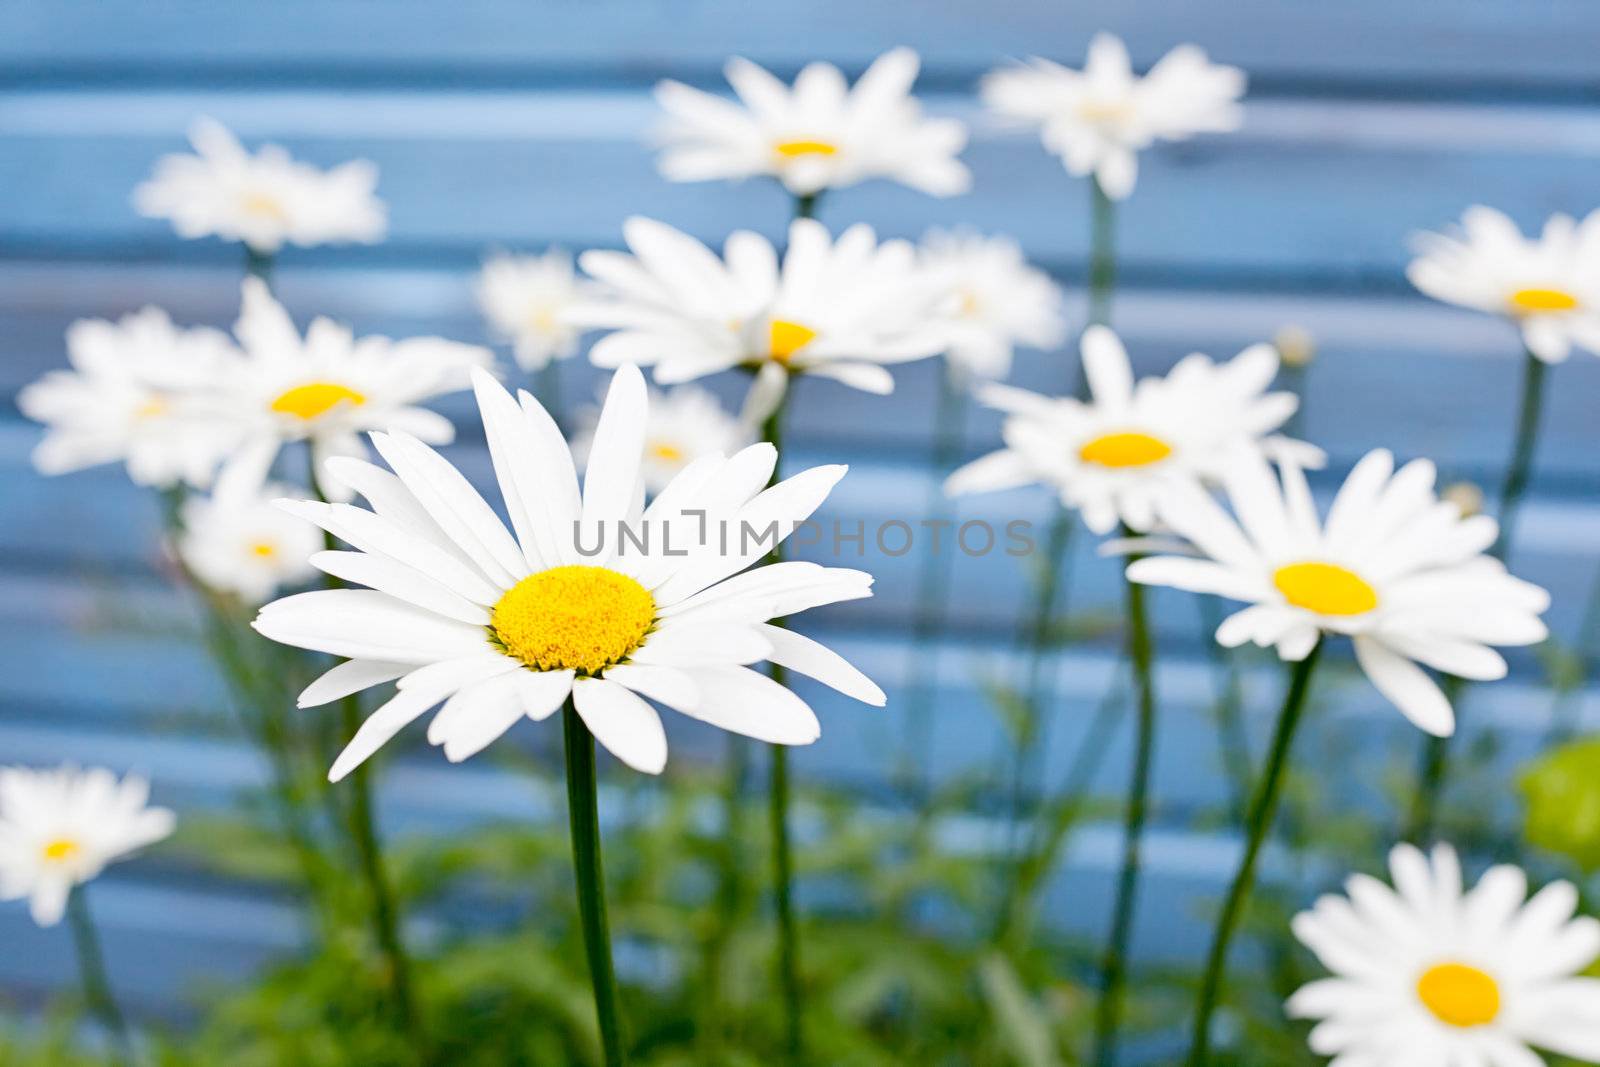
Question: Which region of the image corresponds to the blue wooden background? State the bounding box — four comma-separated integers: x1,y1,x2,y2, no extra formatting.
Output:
3,0,1600,1026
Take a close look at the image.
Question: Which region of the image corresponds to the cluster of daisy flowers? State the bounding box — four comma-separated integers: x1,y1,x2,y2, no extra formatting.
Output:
10,34,1600,1067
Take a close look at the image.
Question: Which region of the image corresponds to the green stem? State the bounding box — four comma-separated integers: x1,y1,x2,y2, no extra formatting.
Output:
758,385,805,1059
1199,594,1254,823
563,701,627,1067
1406,349,1547,842
1091,554,1159,1067
793,193,820,221
310,463,424,1052
1545,565,1600,746
897,371,966,797
67,887,134,1067
1188,640,1323,1067
245,247,275,287
1088,178,1116,331
538,357,565,434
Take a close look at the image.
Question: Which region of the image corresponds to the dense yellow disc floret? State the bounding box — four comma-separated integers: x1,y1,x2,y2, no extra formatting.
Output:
491,565,655,675
270,381,367,420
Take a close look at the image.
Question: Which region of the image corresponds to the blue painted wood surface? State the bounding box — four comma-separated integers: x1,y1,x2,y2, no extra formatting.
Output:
2,0,1599,1028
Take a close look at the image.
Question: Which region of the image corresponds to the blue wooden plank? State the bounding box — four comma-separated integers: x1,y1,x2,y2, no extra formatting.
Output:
2,0,1598,93
1,93,1597,285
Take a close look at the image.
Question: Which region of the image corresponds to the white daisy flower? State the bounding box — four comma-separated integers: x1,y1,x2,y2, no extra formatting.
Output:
218,278,492,498
1127,449,1550,736
1408,206,1600,364
134,117,386,254
475,249,595,373
918,228,1068,382
945,325,1318,534
1289,842,1600,1065
574,384,753,496
653,48,970,198
18,306,243,490
0,766,175,928
981,34,1245,200
178,481,321,603
252,364,884,779
570,216,945,417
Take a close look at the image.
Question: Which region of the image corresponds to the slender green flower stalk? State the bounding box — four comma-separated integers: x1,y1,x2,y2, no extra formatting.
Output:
1188,639,1324,1066
245,247,274,287
897,368,966,797
1091,537,1159,1067
1406,348,1548,841
1088,178,1116,332
537,355,565,433
67,887,134,1067
563,699,628,1067
308,464,425,1052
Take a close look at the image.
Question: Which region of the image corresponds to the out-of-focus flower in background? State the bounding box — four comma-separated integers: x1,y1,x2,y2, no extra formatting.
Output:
571,217,946,420
475,249,595,373
254,366,882,779
1408,205,1600,364
946,325,1314,533
573,384,753,495
918,228,1067,383
1288,843,1600,1064
217,278,491,498
1128,449,1550,735
178,481,321,603
18,306,243,489
133,117,386,254
0,766,175,927
982,33,1245,200
653,48,970,198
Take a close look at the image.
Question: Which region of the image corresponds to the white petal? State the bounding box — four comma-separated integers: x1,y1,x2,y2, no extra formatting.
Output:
310,550,490,625
580,364,649,539
602,663,701,712
1080,325,1133,407
676,665,821,745
1352,635,1454,736
255,589,490,664
298,658,410,709
757,624,885,706
572,676,669,774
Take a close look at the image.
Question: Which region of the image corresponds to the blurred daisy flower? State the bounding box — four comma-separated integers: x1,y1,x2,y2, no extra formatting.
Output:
653,48,970,198
571,217,945,416
1128,448,1550,736
0,766,175,927
982,34,1244,200
19,306,242,489
946,325,1318,534
1289,842,1600,1064
475,249,595,373
918,228,1067,383
254,365,883,779
134,117,386,254
179,481,321,603
219,279,491,498
1408,206,1600,364
574,384,753,496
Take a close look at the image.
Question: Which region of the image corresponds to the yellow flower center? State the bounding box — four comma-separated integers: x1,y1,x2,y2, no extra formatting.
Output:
958,290,983,317
241,193,288,221
769,319,818,363
491,565,655,675
270,381,367,421
1078,99,1133,124
1078,431,1174,469
133,396,168,420
42,838,80,863
1417,963,1500,1028
649,441,685,463
527,306,559,335
1273,561,1379,616
1508,287,1579,315
249,541,278,558
774,139,838,159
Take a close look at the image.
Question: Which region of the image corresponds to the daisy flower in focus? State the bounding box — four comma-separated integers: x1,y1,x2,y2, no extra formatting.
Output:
475,249,594,373
253,365,883,778
571,216,945,417
0,766,175,927
179,481,321,603
218,278,491,498
653,48,969,198
1408,205,1600,364
574,384,752,495
982,34,1244,200
946,325,1318,534
918,228,1067,382
1289,842,1600,1064
134,117,386,254
18,306,242,489
1127,449,1550,735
